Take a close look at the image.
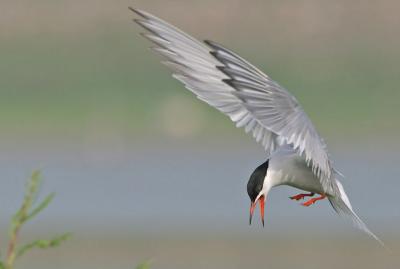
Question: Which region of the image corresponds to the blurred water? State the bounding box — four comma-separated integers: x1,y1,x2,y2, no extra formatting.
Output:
0,140,399,269
0,140,398,237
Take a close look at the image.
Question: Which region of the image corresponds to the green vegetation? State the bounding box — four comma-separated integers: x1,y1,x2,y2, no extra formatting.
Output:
1,4,399,142
0,171,150,269
0,171,70,269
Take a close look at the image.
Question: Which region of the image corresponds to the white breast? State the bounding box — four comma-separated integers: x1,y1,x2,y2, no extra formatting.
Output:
266,146,327,195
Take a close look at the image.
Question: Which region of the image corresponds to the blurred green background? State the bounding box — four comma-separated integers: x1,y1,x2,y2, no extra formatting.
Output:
1,0,400,144
0,0,399,268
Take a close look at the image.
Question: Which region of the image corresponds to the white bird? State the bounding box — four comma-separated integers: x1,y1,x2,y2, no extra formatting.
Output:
130,7,383,245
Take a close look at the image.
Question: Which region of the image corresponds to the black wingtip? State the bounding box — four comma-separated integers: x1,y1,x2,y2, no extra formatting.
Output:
209,50,219,59
216,65,235,80
203,39,213,46
128,7,139,15
222,78,234,87
204,39,220,50
133,18,147,28
133,18,144,24
128,7,147,19
215,65,226,72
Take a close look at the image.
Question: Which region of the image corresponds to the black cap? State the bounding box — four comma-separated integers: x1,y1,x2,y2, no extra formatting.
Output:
247,160,269,202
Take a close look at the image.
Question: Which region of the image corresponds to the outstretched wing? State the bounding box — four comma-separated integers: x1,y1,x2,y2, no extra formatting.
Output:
131,8,335,193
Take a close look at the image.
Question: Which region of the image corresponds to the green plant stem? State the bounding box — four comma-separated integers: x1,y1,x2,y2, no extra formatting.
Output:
4,171,39,269
5,226,20,269
5,191,29,269
0,171,69,269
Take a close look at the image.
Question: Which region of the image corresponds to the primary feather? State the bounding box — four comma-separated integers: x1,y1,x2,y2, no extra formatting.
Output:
130,7,334,193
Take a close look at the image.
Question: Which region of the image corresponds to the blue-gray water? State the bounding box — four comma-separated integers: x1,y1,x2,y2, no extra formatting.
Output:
0,140,398,236
0,140,399,269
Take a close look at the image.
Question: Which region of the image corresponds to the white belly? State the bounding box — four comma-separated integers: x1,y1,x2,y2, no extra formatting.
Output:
266,146,328,195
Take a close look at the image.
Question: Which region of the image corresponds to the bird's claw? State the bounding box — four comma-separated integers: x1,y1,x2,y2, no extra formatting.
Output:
289,193,314,201
300,194,326,207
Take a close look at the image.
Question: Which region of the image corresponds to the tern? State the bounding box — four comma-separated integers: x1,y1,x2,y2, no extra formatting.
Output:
130,8,383,245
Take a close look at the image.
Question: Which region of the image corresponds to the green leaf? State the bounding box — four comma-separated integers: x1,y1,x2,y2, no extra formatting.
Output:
8,171,43,237
25,170,41,202
16,233,71,258
0,261,5,269
24,193,55,223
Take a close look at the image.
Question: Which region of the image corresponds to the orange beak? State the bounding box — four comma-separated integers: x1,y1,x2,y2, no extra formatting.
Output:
249,195,265,227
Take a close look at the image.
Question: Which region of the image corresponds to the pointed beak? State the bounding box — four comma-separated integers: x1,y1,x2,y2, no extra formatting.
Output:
249,195,265,227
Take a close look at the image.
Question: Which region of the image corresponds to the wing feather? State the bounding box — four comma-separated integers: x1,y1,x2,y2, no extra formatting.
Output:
131,8,335,193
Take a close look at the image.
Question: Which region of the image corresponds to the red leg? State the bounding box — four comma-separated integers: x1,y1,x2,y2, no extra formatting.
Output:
301,194,326,207
289,192,314,201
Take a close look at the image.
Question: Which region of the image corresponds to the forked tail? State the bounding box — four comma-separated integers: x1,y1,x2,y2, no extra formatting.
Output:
328,179,385,247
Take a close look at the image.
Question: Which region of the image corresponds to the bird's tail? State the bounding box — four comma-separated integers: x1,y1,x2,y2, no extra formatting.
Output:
328,179,385,247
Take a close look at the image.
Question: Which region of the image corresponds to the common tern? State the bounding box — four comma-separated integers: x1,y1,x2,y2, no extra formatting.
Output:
130,7,383,245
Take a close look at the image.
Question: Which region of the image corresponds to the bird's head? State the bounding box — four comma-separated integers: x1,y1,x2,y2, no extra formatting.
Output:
247,160,270,227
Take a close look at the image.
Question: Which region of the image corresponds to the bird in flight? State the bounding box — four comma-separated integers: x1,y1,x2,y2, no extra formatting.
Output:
130,7,383,245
